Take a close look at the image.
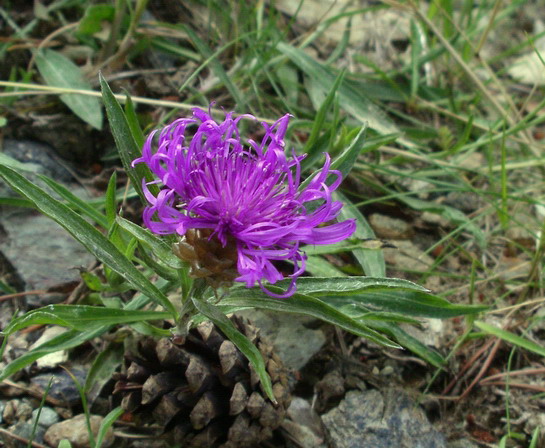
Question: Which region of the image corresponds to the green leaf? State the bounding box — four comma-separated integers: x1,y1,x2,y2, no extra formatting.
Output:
302,69,345,168
305,255,347,277
0,165,177,316
0,153,39,173
39,175,109,228
99,74,158,204
116,216,182,269
340,306,421,324
335,191,386,277
529,427,540,448
3,305,171,335
58,440,73,448
0,327,108,382
95,406,124,448
35,49,102,129
124,94,145,148
322,290,486,318
105,171,118,226
84,342,124,396
366,320,445,368
223,288,400,348
0,197,36,208
192,297,276,403
330,124,366,180
77,4,115,35
277,42,399,136
474,321,545,357
260,276,429,296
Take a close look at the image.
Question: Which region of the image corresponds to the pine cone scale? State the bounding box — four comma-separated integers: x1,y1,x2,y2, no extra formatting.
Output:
114,316,291,448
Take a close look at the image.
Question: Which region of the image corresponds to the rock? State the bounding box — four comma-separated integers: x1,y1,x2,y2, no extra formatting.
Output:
3,421,41,448
44,414,114,448
28,327,69,369
14,400,33,421
315,369,346,412
31,367,87,406
2,400,32,425
282,397,327,448
369,214,413,240
401,318,450,350
322,389,447,448
2,139,74,184
236,309,326,370
383,240,434,272
443,191,481,213
32,406,60,428
0,213,95,307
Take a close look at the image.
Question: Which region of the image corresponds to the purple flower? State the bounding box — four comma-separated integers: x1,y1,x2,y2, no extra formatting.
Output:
133,106,356,298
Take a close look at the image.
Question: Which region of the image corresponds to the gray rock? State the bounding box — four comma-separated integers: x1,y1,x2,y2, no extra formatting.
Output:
2,139,74,183
44,414,114,448
32,406,60,428
322,389,447,448
31,367,87,407
236,309,326,370
0,213,95,307
2,421,45,448
368,214,413,239
282,398,327,448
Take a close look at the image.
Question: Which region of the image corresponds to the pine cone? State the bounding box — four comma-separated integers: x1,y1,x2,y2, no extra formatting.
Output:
114,316,291,447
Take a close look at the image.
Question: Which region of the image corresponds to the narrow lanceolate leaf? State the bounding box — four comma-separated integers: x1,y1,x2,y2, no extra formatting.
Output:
35,49,103,129
330,124,366,180
84,343,124,396
223,289,400,348
302,69,345,169
95,407,124,448
253,276,430,296
2,305,172,336
0,327,108,382
0,165,177,316
192,298,276,403
321,291,486,319
475,321,545,357
116,216,182,269
39,175,109,228
366,320,445,368
99,74,158,204
335,191,386,277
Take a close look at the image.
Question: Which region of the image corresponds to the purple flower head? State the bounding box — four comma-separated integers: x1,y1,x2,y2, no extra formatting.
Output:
133,106,356,298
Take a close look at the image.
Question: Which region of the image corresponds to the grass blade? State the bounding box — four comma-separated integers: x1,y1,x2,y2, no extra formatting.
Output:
475,321,545,357
100,74,159,204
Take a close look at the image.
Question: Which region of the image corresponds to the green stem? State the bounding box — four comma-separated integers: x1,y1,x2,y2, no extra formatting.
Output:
174,278,209,336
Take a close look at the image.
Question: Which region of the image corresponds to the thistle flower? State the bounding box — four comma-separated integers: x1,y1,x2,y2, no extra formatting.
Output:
133,107,356,298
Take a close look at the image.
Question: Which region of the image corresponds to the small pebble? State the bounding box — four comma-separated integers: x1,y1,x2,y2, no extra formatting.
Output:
380,366,394,376
44,414,114,448
32,406,60,428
